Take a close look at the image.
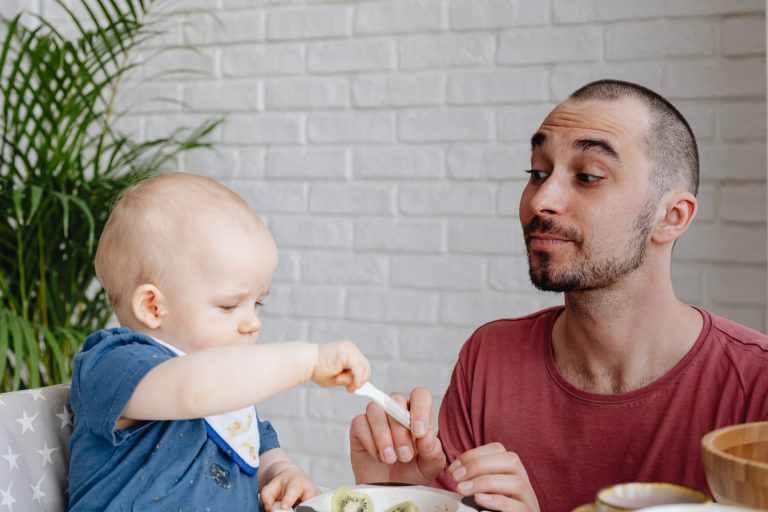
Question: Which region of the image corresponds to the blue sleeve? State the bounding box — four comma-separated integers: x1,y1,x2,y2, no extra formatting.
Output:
71,330,173,445
257,417,280,454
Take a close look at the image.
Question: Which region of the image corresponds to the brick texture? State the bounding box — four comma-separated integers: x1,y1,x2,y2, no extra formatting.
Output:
33,0,767,489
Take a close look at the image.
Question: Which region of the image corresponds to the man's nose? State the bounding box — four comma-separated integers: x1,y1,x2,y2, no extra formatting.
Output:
528,171,567,216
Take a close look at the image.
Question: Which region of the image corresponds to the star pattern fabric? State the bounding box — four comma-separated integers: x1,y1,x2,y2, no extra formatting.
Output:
0,384,71,511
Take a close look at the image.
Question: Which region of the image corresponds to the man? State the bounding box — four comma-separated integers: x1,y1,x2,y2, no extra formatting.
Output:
348,79,768,512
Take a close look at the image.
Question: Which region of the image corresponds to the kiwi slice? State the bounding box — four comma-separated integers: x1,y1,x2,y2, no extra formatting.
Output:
384,501,419,512
331,486,375,512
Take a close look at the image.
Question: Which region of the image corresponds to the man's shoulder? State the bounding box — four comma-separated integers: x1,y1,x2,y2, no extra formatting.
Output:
460,306,562,353
473,306,563,335
700,310,768,385
699,310,768,419
705,310,768,352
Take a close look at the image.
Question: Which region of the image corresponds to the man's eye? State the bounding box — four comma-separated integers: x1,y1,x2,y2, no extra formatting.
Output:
576,173,603,184
525,169,549,182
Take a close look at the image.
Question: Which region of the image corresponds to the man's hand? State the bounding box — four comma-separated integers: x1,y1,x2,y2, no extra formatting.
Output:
312,341,371,392
350,387,446,484
449,443,539,512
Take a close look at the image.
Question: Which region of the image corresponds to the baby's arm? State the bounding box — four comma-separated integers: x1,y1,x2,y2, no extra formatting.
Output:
120,341,369,424
258,448,319,511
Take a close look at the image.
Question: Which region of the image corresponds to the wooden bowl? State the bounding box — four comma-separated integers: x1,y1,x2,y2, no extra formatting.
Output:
701,421,768,509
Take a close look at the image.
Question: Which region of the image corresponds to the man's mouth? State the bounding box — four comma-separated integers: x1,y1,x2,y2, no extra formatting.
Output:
523,216,582,248
527,233,574,250
529,232,570,242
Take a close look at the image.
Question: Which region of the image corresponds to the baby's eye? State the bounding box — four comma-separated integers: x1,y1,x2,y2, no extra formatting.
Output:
255,301,264,310
219,304,237,311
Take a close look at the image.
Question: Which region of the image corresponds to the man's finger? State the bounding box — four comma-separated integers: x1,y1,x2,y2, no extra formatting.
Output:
408,387,434,439
414,431,447,477
453,450,530,482
365,401,398,464
462,474,530,499
350,414,379,459
452,442,507,463
388,393,415,462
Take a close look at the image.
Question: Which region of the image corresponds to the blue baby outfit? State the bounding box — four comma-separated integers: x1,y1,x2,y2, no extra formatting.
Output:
68,327,280,511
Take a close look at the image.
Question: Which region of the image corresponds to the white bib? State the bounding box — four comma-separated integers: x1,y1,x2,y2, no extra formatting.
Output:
151,338,260,475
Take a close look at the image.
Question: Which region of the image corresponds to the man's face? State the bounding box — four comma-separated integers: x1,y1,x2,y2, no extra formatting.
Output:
519,97,658,292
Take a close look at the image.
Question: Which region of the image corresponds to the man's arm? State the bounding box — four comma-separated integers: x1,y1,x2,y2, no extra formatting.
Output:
350,355,540,512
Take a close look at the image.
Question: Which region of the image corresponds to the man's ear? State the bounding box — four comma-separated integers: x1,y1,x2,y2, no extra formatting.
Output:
130,284,166,330
652,190,697,244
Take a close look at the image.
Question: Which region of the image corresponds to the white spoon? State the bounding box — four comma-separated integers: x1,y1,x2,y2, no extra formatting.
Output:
353,382,411,430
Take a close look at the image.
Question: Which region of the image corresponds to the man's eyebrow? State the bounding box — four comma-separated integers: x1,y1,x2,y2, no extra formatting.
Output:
530,132,546,151
573,138,621,162
530,132,621,163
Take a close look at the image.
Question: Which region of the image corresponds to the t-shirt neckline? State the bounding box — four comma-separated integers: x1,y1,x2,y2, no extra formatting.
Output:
542,306,712,404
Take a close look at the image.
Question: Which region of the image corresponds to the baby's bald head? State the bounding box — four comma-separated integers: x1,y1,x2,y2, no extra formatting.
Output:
95,172,272,323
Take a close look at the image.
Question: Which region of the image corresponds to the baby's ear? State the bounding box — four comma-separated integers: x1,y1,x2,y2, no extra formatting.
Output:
131,284,166,329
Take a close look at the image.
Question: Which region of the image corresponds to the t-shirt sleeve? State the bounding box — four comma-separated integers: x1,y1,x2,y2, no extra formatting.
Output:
73,336,172,445
257,417,280,454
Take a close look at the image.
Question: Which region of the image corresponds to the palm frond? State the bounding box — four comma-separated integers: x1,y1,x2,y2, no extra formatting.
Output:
0,0,218,390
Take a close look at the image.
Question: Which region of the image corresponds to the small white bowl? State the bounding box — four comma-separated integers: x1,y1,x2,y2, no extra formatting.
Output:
298,485,477,512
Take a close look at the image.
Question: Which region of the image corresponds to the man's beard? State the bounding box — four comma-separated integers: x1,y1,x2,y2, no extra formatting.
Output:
524,200,656,292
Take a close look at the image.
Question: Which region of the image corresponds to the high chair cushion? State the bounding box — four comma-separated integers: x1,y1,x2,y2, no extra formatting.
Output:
0,384,72,511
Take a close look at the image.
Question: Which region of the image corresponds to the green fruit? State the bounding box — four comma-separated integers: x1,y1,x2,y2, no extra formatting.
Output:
332,486,375,512
384,501,419,512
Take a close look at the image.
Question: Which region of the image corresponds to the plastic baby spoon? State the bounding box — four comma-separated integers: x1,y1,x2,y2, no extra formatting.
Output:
353,382,411,430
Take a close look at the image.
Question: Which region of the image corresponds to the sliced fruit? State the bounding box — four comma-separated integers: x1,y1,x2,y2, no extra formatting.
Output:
384,501,419,512
331,486,375,512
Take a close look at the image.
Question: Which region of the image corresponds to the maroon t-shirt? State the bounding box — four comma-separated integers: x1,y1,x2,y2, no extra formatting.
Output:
435,307,768,512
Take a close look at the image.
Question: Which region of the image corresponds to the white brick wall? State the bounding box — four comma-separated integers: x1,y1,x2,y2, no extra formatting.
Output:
31,0,766,489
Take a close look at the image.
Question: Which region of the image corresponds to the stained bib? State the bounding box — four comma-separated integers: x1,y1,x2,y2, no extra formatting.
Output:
151,338,260,475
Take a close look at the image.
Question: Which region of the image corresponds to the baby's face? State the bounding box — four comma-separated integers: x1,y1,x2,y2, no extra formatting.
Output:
157,222,278,353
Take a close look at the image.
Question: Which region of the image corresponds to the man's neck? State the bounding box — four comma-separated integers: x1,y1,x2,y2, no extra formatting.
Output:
551,273,704,394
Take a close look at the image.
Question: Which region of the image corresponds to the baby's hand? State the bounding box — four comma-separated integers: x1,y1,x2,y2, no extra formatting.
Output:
312,341,371,392
260,462,319,511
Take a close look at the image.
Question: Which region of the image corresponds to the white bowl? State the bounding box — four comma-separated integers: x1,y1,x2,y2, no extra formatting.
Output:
298,485,478,512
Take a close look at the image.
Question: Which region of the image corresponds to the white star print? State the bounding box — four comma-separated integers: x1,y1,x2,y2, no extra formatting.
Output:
2,447,19,472
23,389,46,401
0,482,15,511
37,441,58,466
31,476,46,504
56,406,73,429
15,411,38,434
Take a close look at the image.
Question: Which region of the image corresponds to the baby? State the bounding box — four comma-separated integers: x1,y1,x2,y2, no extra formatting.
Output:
68,172,371,511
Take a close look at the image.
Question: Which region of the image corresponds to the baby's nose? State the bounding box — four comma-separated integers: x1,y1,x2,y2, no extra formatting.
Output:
238,316,261,335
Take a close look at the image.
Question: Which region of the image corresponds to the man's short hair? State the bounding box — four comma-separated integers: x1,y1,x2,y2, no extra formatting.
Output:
569,79,699,196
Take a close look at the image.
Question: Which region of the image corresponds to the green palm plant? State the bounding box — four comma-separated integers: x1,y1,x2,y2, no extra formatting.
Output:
0,0,219,390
